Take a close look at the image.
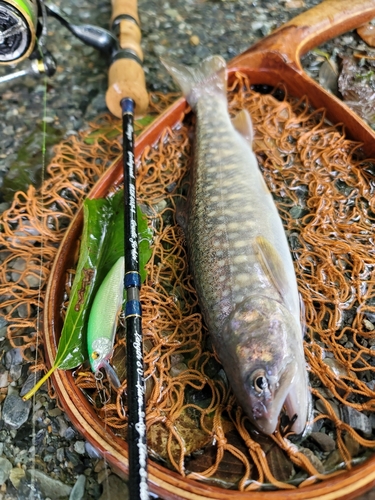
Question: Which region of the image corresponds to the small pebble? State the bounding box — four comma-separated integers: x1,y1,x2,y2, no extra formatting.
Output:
363,319,375,331
324,449,344,471
340,406,372,436
190,35,200,46
85,441,102,460
299,447,325,474
310,432,336,452
4,347,23,369
0,370,9,388
344,432,361,457
74,441,86,455
0,457,12,485
9,467,26,489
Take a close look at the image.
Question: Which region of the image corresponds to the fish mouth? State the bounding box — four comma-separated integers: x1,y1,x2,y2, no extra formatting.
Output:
252,361,298,435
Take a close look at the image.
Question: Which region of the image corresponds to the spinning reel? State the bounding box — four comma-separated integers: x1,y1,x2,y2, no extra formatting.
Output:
0,0,118,82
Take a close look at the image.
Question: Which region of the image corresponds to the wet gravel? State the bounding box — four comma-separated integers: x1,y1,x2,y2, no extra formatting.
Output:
1,0,375,499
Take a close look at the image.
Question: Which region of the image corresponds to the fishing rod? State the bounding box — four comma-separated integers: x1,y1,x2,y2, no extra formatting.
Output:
105,1,149,499
0,0,117,82
2,0,150,495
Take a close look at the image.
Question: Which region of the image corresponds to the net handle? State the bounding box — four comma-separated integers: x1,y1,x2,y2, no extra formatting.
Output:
232,0,375,69
106,0,149,118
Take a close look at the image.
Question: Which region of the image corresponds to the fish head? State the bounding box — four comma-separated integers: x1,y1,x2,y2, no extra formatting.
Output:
221,296,309,435
89,337,113,373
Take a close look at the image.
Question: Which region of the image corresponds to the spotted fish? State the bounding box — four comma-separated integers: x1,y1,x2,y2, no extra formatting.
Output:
162,55,310,435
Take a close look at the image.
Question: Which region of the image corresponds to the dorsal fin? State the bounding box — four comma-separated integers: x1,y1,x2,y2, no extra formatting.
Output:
232,109,254,143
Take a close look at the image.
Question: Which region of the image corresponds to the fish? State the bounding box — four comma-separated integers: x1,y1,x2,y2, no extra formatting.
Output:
87,256,124,389
162,55,310,435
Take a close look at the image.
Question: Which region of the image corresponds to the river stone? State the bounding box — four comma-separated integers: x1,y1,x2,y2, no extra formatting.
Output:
340,406,372,436
310,432,336,452
0,370,9,388
4,347,23,369
9,467,26,489
324,449,345,471
26,469,72,498
299,447,325,474
344,431,361,457
74,441,86,454
3,393,31,429
69,474,86,500
85,441,102,460
0,457,12,485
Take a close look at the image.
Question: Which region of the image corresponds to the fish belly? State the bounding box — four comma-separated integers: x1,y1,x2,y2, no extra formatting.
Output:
188,97,299,336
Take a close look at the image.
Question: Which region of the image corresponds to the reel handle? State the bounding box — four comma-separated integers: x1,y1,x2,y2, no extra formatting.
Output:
106,0,149,118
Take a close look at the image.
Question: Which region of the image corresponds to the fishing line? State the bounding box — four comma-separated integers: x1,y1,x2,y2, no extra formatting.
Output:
31,46,48,493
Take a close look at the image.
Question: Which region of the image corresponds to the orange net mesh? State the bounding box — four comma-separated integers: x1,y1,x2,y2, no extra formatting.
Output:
2,73,375,491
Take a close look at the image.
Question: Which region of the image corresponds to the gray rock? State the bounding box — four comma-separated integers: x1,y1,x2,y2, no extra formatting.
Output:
69,474,86,500
74,441,86,455
4,347,23,369
56,415,69,438
299,447,325,474
0,457,12,485
344,432,361,457
3,393,31,429
10,364,23,381
85,441,102,460
324,449,345,472
9,467,26,489
65,427,77,440
26,469,72,498
340,406,372,436
56,447,65,463
310,432,336,452
0,370,9,388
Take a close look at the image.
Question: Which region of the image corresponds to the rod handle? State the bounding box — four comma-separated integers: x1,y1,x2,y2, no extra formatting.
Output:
106,0,148,118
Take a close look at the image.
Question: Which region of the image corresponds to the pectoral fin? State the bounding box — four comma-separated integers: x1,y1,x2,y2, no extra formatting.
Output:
231,109,254,143
255,236,291,307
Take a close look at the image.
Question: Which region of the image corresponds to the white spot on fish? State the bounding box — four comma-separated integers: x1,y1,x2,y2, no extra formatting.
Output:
235,273,249,285
233,254,248,264
227,222,241,231
233,240,248,249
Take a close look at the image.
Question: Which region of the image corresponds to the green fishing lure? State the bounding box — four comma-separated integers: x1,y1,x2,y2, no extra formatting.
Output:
87,256,125,377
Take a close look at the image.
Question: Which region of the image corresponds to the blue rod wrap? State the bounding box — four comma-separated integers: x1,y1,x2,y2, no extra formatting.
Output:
125,272,141,288
126,300,142,317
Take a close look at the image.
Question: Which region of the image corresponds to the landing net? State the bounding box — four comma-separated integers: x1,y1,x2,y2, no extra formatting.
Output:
2,73,375,491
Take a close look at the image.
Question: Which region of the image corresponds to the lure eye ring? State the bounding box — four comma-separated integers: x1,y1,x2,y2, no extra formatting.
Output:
249,369,268,394
91,351,100,360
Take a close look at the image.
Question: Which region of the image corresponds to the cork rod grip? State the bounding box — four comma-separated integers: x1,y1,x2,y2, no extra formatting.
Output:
106,0,149,118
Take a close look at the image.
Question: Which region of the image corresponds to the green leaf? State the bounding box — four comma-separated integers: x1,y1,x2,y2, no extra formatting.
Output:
23,191,153,399
58,197,110,370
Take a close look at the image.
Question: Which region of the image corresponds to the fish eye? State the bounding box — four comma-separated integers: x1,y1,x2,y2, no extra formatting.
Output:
91,351,100,360
249,369,268,394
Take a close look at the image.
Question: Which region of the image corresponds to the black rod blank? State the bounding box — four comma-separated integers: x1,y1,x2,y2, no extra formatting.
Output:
122,96,149,500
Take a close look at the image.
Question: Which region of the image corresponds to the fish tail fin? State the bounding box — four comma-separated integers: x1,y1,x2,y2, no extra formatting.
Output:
161,55,227,109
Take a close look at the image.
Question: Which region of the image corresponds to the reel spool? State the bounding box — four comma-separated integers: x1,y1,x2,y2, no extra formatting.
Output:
0,0,39,64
